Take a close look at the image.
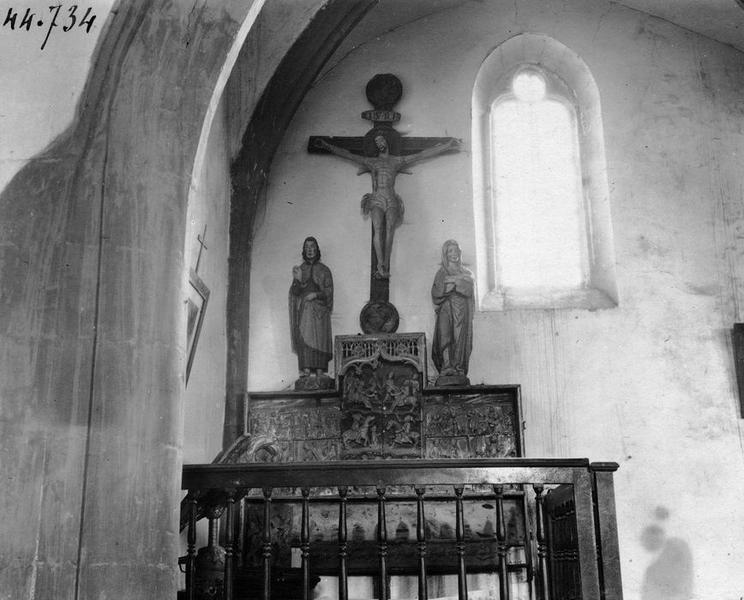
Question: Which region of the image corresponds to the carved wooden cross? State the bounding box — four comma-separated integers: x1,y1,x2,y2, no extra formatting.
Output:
308,74,459,333
194,224,208,273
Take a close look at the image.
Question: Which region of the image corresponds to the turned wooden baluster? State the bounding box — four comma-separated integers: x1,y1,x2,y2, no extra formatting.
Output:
338,486,349,600
453,486,468,600
494,485,510,600
236,496,246,569
206,509,221,549
201,504,226,597
301,487,311,600
533,485,551,600
185,493,197,600
224,490,236,600
262,487,273,600
376,486,389,600
415,486,428,600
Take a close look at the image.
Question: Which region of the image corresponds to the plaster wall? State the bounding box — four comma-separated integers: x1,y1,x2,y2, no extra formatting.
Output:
248,1,744,598
0,0,114,192
183,96,230,464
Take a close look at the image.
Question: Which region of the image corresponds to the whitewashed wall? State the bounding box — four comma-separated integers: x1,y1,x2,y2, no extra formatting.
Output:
182,97,230,464
0,0,114,191
248,1,744,598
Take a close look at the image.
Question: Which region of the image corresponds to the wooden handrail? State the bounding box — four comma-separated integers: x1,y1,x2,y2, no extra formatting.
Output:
182,458,601,491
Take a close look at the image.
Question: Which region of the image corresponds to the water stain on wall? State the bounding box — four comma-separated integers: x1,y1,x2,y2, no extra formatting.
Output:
640,506,694,600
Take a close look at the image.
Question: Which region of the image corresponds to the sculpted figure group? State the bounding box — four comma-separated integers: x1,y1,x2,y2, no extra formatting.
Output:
289,236,474,389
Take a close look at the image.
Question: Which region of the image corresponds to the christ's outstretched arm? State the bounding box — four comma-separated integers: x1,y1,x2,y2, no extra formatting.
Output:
316,138,369,168
400,137,461,168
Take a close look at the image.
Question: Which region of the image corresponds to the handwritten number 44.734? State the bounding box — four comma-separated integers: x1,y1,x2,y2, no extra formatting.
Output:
2,5,97,50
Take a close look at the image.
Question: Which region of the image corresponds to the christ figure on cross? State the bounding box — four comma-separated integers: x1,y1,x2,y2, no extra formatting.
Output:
317,134,460,279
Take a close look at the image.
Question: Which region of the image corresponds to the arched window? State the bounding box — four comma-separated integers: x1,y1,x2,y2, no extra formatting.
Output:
472,34,617,310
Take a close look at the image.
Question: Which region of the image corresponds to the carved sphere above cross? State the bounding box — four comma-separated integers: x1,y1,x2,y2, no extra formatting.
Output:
365,73,403,111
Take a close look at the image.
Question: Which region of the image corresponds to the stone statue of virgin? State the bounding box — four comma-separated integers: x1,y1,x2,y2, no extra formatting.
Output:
431,240,474,386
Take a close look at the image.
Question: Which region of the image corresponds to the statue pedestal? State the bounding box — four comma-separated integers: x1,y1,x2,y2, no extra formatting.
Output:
294,372,334,391
435,374,470,387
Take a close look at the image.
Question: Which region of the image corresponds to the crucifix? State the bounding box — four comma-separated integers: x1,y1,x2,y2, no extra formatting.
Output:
309,73,460,333
194,224,208,273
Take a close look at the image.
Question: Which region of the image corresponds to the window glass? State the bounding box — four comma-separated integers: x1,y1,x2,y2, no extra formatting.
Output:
491,70,587,291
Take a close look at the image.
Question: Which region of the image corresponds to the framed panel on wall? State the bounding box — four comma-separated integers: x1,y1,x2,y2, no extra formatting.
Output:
186,268,210,384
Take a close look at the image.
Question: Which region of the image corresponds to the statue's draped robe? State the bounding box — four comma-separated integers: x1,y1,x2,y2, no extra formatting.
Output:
289,260,334,371
431,265,474,375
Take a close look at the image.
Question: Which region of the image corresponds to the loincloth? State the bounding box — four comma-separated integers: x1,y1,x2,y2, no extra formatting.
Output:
361,192,404,228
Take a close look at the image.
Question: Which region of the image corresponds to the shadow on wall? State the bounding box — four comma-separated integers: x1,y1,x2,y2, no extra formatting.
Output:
641,506,694,600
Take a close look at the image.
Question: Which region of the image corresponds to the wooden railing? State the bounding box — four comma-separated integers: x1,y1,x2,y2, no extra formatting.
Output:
180,458,623,600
